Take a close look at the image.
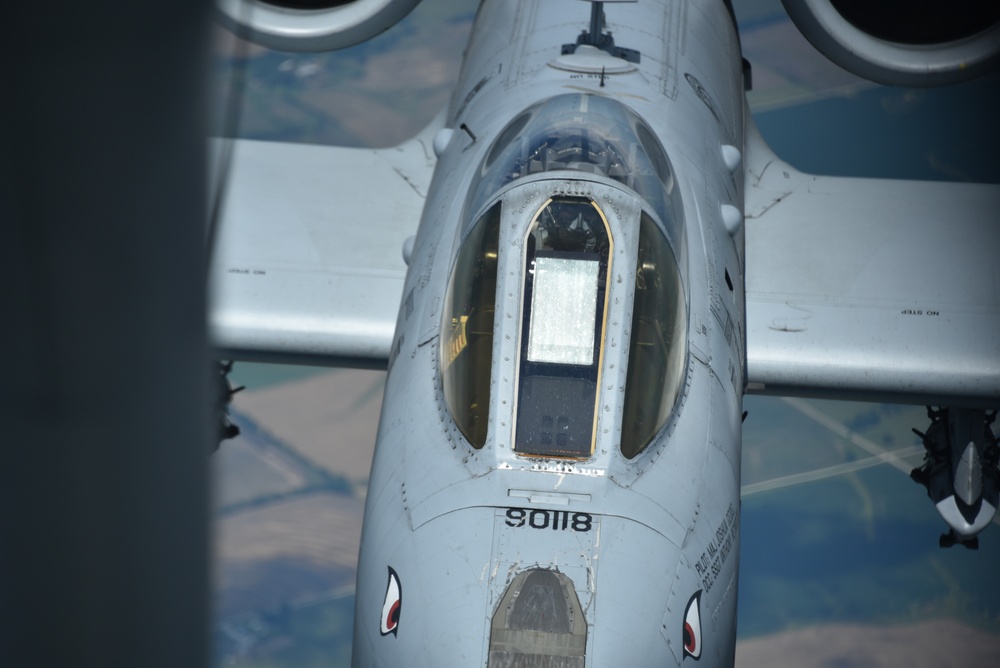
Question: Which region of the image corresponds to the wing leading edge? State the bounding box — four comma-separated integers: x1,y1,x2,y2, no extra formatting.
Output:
744,115,1000,408
208,116,441,367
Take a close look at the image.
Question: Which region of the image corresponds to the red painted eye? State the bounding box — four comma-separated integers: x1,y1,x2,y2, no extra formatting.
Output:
380,567,401,636
388,600,400,626
683,590,702,660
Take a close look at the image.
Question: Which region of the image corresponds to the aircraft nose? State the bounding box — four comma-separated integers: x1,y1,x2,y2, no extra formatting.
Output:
487,567,588,666
486,512,699,667
355,506,709,667
936,495,997,537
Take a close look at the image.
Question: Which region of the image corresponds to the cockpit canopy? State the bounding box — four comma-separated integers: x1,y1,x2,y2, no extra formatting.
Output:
442,95,687,462
466,94,675,233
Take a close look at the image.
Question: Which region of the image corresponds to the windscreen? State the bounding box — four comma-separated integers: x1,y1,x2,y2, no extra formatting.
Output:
467,93,674,231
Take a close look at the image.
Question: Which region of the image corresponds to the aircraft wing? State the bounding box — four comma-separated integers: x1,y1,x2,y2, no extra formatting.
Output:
743,118,1000,408
208,117,440,367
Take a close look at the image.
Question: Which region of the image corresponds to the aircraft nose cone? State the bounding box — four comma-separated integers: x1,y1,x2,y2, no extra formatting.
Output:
954,440,983,506
936,495,997,537
356,505,733,667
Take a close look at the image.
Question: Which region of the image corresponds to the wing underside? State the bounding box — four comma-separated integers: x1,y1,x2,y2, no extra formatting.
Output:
744,119,1000,407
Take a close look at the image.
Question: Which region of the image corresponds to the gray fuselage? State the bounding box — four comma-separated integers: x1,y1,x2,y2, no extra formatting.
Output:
354,1,747,665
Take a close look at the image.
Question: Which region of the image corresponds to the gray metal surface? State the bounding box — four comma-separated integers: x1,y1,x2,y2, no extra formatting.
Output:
215,0,422,53
350,1,745,665
744,117,1000,407
781,0,1000,86
209,117,440,366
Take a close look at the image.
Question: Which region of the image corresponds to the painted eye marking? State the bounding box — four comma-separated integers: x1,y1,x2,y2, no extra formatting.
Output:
380,566,401,636
683,590,702,660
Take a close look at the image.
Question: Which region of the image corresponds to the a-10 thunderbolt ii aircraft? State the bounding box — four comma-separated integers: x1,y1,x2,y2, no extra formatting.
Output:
210,0,1000,664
